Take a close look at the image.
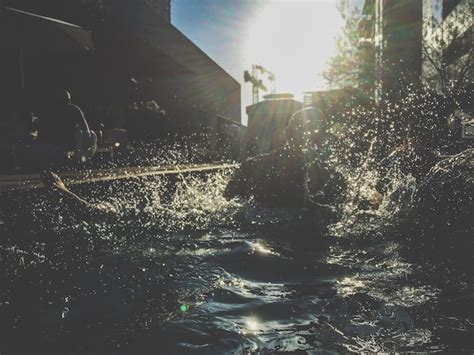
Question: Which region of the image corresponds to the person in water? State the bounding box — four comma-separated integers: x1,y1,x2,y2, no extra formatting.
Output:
224,107,332,208
225,106,341,224
35,90,97,168
41,107,334,216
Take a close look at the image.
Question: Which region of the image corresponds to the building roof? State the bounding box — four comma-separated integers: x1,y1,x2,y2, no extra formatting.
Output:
104,4,242,122
246,96,303,116
105,3,240,88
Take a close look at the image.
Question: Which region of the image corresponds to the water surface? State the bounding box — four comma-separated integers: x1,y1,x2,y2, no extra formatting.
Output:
0,170,472,353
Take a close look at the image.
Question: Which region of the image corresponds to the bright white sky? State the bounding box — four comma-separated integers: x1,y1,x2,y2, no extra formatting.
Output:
243,1,343,99
174,0,348,125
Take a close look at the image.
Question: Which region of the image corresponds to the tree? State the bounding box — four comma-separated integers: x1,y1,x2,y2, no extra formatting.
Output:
323,0,375,94
422,0,473,93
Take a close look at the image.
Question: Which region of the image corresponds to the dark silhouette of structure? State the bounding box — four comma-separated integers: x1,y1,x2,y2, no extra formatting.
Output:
359,0,472,99
3,0,172,27
359,0,423,100
245,93,303,156
1,0,241,154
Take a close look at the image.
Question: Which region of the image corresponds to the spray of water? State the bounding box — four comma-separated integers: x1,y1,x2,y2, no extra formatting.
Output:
0,85,471,353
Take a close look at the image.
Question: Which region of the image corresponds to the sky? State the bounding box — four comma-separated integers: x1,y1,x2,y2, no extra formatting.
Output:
172,0,347,125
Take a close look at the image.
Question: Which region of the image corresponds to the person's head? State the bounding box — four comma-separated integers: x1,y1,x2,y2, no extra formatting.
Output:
55,89,71,105
286,107,325,150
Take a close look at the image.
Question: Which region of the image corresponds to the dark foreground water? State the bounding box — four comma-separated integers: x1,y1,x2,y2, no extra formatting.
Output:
0,170,472,353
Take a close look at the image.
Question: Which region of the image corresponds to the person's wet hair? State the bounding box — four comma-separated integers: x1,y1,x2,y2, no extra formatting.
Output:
55,89,71,105
285,107,325,149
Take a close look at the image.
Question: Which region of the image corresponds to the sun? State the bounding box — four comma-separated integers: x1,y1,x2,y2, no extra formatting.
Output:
244,0,343,98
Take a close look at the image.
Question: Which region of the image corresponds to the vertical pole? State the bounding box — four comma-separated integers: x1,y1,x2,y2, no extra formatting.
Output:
375,0,383,101
252,65,259,104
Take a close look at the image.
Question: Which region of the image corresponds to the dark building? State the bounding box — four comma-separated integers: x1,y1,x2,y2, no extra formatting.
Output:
1,0,241,151
246,93,303,156
360,0,472,99
359,0,423,100
304,88,371,111
3,0,172,27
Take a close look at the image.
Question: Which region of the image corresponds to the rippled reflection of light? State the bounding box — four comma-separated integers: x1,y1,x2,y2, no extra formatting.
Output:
252,242,272,255
242,317,262,335
337,276,365,296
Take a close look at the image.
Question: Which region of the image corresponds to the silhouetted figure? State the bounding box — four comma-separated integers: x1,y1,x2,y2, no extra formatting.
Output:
29,90,97,168
225,108,335,208
38,90,89,151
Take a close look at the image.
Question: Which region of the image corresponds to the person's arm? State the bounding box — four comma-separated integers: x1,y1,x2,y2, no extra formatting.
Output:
69,104,90,132
70,105,98,160
41,172,117,221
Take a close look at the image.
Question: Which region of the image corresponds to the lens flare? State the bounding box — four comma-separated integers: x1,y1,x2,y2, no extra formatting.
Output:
244,1,343,96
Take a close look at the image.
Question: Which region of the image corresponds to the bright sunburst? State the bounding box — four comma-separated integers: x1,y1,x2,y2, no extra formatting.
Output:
244,0,343,98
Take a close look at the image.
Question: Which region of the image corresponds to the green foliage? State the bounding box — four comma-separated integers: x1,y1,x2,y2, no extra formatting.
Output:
323,0,375,94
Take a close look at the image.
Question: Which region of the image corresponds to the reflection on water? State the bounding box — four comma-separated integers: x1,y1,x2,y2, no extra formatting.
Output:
0,168,472,353
251,241,278,256
242,317,262,335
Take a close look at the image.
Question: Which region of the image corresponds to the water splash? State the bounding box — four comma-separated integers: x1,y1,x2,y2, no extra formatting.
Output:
1,84,472,353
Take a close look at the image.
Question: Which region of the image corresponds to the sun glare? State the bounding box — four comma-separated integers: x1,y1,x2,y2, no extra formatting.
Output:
244,0,342,98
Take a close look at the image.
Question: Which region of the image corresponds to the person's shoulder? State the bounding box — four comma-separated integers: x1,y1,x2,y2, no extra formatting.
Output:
66,103,83,112
65,104,85,117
